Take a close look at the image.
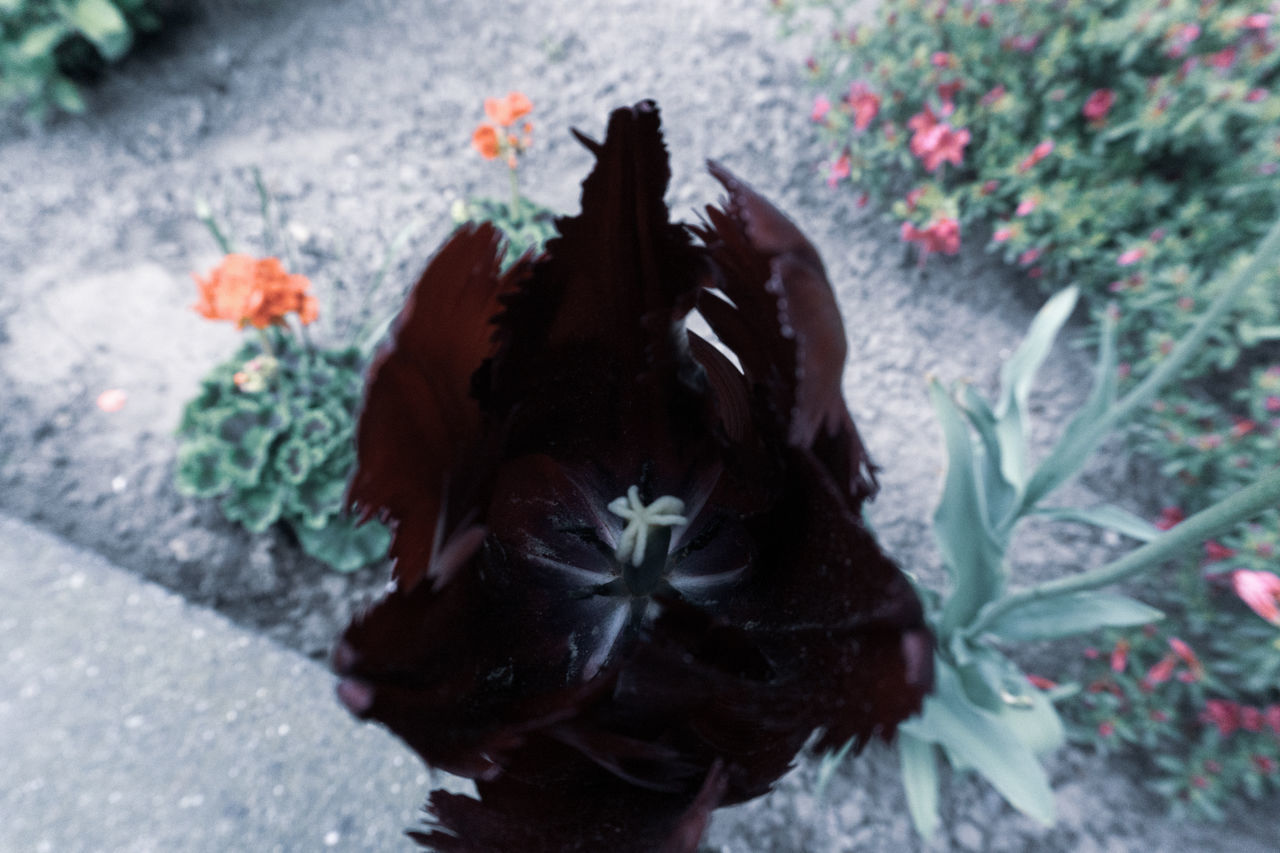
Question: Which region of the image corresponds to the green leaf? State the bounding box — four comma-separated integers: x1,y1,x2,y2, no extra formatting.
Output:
813,737,856,800
901,659,1055,825
18,24,68,60
62,0,132,60
1017,303,1118,517
175,438,231,498
958,384,1017,530
48,76,85,113
222,481,285,533
293,514,391,572
0,0,25,15
982,591,1163,642
993,286,1078,494
898,732,941,840
1033,503,1160,542
930,380,1006,636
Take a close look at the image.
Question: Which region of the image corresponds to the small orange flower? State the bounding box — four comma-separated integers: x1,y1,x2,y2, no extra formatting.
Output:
484,91,533,127
192,254,318,329
471,124,501,160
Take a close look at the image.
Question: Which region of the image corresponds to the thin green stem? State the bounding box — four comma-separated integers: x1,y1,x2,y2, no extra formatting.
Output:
195,198,234,255
255,327,276,360
508,164,522,223
1010,215,1280,518
968,467,1280,639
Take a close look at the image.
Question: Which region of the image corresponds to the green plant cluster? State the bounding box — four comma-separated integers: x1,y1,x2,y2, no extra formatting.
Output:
779,0,1280,821
450,196,559,267
176,330,391,573
1,0,159,119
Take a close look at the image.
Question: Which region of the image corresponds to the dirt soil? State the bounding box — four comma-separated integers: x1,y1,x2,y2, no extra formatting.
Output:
1,0,1275,850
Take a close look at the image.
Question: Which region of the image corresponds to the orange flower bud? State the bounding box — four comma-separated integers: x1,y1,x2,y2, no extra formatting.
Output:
484,91,533,127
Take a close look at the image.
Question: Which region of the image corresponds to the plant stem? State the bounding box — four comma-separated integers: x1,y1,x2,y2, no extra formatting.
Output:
968,466,1280,638
1009,214,1280,519
256,328,275,359
509,164,522,223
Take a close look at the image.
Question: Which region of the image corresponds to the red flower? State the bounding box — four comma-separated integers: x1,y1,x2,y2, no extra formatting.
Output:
1253,755,1276,774
1098,721,1115,737
1155,507,1185,528
1082,89,1116,123
1110,638,1130,673
846,82,881,131
1241,706,1265,732
1208,46,1237,69
827,152,851,188
1026,674,1057,691
1018,247,1042,266
1204,540,1236,562
334,102,932,852
1141,655,1176,690
1202,699,1240,737
1267,705,1280,735
901,216,961,258
937,79,963,106
1016,139,1054,173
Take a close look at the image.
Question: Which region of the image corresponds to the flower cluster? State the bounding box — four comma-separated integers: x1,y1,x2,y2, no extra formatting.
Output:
192,254,318,330
471,91,534,168
1074,623,1280,820
780,0,1280,819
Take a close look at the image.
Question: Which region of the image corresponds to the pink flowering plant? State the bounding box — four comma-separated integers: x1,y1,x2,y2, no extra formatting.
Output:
778,0,1280,823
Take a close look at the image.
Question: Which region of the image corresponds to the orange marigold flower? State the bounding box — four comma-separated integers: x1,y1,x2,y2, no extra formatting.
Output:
192,254,318,330
472,124,501,160
484,91,533,127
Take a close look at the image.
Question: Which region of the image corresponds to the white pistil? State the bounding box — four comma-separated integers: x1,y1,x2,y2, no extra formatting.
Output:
606,486,687,568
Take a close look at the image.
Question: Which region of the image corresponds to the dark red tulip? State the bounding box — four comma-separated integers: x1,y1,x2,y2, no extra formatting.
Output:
335,100,933,852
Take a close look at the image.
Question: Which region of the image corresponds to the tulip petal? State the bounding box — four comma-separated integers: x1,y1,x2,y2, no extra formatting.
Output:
695,163,877,504
349,223,526,589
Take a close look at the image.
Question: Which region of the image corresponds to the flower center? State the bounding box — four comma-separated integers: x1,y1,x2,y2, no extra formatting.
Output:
607,486,686,596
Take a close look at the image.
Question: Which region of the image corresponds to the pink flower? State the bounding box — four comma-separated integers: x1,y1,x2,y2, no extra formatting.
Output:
1166,22,1201,57
1208,46,1237,69
1083,89,1116,123
846,83,881,131
1017,139,1054,173
1265,395,1280,412
1202,699,1240,737
810,95,831,122
980,84,1007,107
1241,706,1265,732
901,216,961,258
1118,247,1147,266
1253,756,1276,775
1232,569,1280,625
1141,655,1176,690
1241,14,1272,31
905,186,926,211
1016,196,1038,216
1098,721,1115,737
1247,88,1268,102
907,106,968,171
931,51,954,68
993,225,1013,243
1266,704,1280,735
979,179,999,196
96,389,127,413
1018,247,1042,266
937,79,963,105
1110,638,1130,673
826,152,851,188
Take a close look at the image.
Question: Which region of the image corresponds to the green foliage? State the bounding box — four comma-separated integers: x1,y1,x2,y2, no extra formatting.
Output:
176,331,390,573
779,0,1280,826
0,0,161,119
451,196,559,267
869,221,1280,836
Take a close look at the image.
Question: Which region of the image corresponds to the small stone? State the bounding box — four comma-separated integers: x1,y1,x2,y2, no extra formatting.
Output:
954,821,985,851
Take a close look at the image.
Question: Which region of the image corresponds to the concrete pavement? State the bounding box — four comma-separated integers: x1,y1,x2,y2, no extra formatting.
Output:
0,512,471,853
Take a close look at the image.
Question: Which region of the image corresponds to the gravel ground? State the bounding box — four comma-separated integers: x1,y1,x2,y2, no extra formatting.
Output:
1,0,1276,849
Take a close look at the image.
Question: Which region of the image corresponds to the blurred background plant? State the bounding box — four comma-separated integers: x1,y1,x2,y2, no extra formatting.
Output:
175,171,396,573
451,90,559,265
777,0,1280,825
0,0,161,120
